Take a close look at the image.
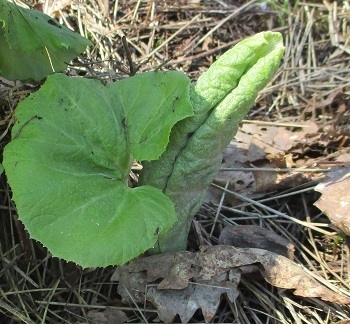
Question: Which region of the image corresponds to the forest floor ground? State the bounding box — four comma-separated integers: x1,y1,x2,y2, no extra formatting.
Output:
1,0,350,323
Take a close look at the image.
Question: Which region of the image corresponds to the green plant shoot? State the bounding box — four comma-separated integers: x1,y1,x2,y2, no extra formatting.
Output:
140,31,285,253
3,31,284,267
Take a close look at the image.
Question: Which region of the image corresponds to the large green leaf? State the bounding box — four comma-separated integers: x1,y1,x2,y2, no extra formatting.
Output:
0,0,91,81
3,72,193,267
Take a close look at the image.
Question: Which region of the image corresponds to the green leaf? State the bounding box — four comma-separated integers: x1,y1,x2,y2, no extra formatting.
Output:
3,72,193,267
107,71,193,161
0,163,3,175
0,0,91,81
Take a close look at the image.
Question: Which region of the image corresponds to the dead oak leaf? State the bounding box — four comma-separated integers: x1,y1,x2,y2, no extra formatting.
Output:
147,273,240,324
112,245,350,323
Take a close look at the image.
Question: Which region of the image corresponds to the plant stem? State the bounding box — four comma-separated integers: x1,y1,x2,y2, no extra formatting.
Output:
140,32,285,254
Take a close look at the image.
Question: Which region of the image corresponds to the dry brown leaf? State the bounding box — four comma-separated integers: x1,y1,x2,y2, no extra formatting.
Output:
147,273,240,324
224,120,320,165
113,245,350,323
207,121,325,205
112,252,196,290
235,121,319,157
218,225,295,259
314,166,350,235
205,164,257,206
86,307,128,324
253,167,321,192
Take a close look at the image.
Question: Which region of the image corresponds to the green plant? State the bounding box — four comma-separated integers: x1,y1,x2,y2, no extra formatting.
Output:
0,0,91,81
3,31,284,268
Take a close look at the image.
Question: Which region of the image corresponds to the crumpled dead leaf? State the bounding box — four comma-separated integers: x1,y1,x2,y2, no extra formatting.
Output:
112,245,350,324
146,272,240,323
219,224,295,259
206,121,327,205
314,166,350,235
86,307,128,324
233,121,320,159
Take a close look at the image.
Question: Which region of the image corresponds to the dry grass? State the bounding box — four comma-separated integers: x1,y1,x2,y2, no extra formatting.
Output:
1,0,350,323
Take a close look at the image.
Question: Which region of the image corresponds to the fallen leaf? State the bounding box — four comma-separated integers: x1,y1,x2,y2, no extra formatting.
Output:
86,307,128,324
218,225,295,259
205,164,257,206
112,252,196,290
147,272,239,324
253,167,322,192
113,245,350,323
206,121,326,205
314,166,350,235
